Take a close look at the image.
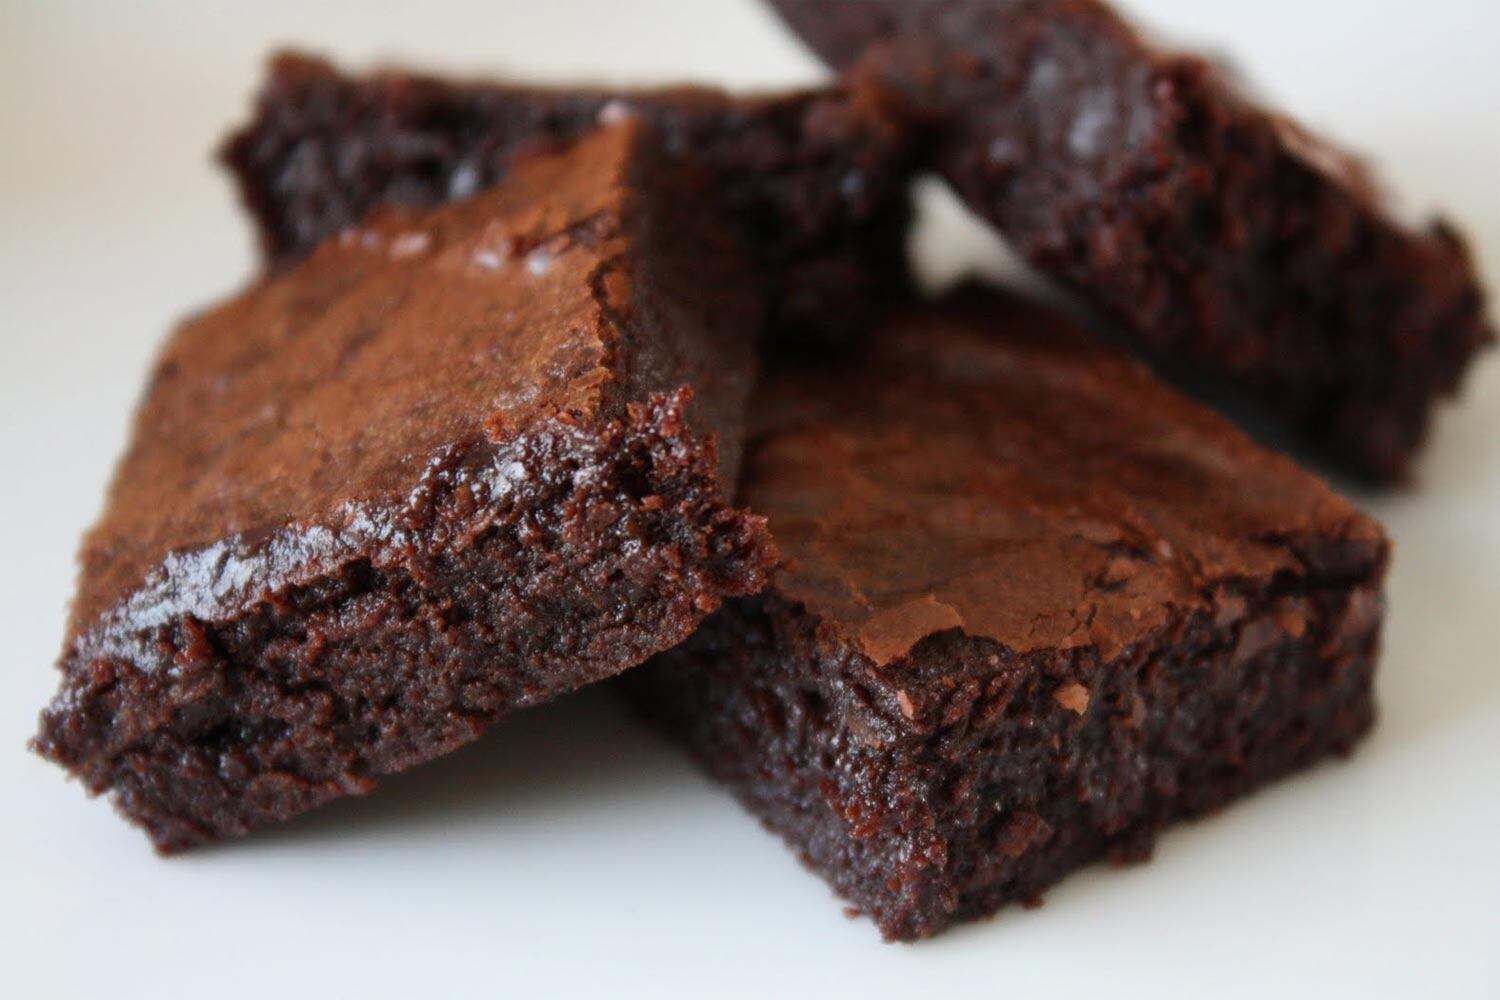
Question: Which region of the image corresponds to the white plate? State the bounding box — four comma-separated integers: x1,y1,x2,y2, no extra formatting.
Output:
1,2,1496,997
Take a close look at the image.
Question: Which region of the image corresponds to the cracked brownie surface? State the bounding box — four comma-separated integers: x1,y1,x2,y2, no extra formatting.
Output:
630,286,1387,940
34,122,775,852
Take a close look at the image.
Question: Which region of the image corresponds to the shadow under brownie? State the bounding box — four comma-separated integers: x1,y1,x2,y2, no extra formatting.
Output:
34,122,774,852
628,286,1387,940
768,0,1494,482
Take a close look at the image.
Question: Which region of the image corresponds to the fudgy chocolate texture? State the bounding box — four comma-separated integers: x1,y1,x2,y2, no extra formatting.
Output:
768,0,1494,482
221,51,915,340
630,288,1387,940
34,122,775,852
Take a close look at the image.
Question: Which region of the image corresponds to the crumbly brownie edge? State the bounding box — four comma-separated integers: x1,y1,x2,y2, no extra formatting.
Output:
35,392,773,853
629,551,1383,940
771,0,1494,481
979,54,1494,483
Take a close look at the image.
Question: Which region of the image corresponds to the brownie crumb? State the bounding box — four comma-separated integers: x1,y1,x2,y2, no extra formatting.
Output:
629,287,1386,940
769,0,1495,481
35,123,775,851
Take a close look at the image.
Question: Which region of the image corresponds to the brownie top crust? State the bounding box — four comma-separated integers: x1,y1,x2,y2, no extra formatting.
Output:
70,120,758,654
750,288,1385,665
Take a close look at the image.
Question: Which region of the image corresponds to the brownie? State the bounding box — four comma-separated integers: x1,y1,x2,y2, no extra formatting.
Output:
768,0,1494,482
33,122,776,852
220,51,915,340
629,286,1387,940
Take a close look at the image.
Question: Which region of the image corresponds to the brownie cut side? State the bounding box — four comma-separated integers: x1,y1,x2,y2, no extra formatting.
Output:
34,122,775,852
768,0,1495,482
629,287,1387,941
220,51,915,340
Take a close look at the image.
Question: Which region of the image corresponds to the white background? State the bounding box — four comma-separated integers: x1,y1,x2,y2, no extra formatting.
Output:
1,2,1497,997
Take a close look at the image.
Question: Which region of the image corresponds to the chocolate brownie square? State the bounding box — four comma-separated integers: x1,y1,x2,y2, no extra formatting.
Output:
630,286,1387,940
220,51,916,340
34,122,775,852
768,0,1494,481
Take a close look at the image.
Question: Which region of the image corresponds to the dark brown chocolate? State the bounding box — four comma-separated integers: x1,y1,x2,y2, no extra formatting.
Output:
768,0,1494,482
34,122,775,852
630,287,1387,940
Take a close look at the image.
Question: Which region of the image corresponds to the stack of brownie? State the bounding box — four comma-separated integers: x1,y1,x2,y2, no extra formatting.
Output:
33,0,1492,941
